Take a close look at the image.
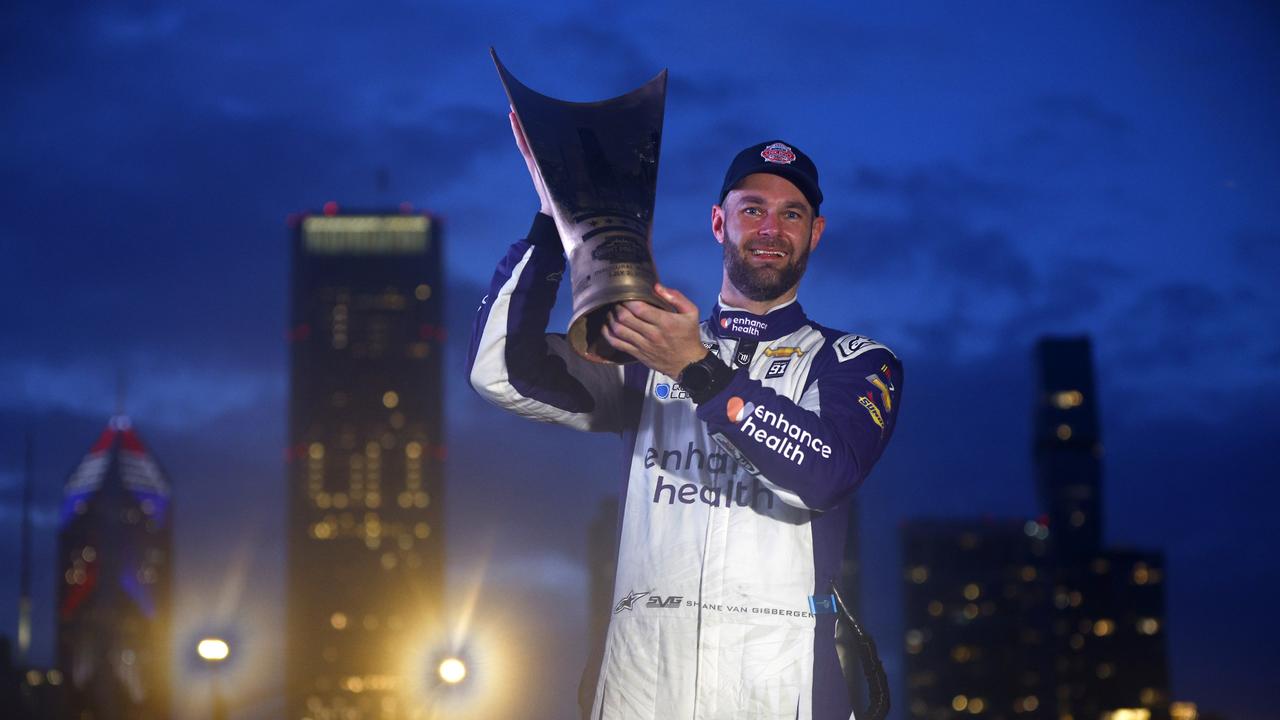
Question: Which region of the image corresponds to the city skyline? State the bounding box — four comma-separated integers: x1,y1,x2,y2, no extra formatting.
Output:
3,3,1278,719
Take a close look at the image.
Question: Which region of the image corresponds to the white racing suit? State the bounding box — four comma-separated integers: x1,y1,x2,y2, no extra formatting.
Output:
467,214,903,719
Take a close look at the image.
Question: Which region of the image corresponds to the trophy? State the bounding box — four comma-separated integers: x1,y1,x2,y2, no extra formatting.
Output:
492,49,671,364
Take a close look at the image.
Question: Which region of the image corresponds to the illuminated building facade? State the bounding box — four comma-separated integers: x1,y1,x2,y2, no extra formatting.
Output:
902,519,1053,719
902,337,1170,720
56,416,172,719
286,209,445,720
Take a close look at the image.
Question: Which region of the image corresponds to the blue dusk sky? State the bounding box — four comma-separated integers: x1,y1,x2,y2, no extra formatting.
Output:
2,2,1278,718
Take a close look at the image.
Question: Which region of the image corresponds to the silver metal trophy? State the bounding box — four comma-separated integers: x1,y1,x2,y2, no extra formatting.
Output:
492,49,671,364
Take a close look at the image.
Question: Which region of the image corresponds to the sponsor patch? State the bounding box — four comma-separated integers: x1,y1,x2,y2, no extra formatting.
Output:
808,594,838,615
708,432,762,477
613,590,650,614
833,334,888,363
858,395,886,431
865,372,894,413
760,142,797,165
726,396,754,423
646,594,684,609
654,382,691,401
719,314,768,337
766,358,791,378
731,402,834,466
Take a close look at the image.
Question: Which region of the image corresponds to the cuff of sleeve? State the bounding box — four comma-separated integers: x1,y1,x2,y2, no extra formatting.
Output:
527,212,562,251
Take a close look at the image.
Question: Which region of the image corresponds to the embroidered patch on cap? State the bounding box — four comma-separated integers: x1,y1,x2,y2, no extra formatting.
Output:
760,142,796,165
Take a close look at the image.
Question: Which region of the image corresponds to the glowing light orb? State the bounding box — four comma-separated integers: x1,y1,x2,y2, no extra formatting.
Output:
196,638,230,662
438,657,467,684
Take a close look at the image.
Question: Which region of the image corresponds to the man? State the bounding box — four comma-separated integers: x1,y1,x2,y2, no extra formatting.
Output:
468,115,903,720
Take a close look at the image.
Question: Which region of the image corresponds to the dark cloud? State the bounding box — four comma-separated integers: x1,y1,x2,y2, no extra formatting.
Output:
1106,282,1259,370
1232,228,1280,272
1032,94,1133,135
850,163,1025,212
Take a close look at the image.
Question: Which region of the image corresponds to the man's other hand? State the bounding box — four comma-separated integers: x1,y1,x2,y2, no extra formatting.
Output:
602,284,707,377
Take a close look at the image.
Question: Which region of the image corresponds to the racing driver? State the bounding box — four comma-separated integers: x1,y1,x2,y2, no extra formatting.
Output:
468,113,903,720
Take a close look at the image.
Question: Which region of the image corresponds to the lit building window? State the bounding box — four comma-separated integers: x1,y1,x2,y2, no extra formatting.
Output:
1093,619,1115,637
382,391,399,409
1096,662,1115,679
1056,424,1073,441
1137,618,1160,635
1169,702,1198,720
1069,633,1085,650
1133,563,1151,585
1053,390,1084,409
1104,711,1150,720
908,565,929,583
952,695,969,712
962,603,979,620
330,612,348,630
968,697,986,714
950,645,973,662
1020,565,1037,582
928,600,944,617
415,284,432,300
1018,695,1040,713
905,629,924,654
309,443,325,459
405,441,423,459
963,583,981,600
413,522,431,539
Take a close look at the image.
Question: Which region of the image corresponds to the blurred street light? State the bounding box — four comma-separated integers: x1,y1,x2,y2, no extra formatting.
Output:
196,637,231,720
196,638,230,662
438,657,467,685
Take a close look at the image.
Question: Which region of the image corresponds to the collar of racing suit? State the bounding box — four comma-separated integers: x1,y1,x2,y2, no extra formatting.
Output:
709,298,808,341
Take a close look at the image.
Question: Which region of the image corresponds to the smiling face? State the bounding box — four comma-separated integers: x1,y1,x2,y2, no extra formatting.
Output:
712,172,826,311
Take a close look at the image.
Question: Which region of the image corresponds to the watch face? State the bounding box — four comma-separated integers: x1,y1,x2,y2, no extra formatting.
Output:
680,361,713,392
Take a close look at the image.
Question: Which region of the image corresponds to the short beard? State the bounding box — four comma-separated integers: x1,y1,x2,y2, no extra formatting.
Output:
722,228,812,303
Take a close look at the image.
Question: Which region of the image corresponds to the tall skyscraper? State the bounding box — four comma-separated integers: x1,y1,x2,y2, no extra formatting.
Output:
286,208,445,720
902,337,1170,720
1034,337,1103,557
56,415,172,719
1034,337,1169,720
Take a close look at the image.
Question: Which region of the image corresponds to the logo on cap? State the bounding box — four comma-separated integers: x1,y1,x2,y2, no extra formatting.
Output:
760,142,797,165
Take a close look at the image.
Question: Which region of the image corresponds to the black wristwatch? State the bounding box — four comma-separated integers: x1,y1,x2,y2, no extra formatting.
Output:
678,350,733,405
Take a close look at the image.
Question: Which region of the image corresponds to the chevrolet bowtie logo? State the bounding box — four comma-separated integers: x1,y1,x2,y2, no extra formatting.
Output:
763,346,804,358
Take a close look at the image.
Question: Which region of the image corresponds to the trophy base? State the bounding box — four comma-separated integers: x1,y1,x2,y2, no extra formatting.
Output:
569,296,673,365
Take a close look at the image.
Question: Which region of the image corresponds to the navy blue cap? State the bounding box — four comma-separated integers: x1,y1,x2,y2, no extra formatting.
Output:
718,140,823,213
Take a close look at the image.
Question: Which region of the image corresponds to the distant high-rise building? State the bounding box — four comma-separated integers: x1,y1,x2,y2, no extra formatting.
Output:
56,416,172,719
902,337,1170,720
1034,337,1103,556
286,208,445,720
901,518,1054,719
